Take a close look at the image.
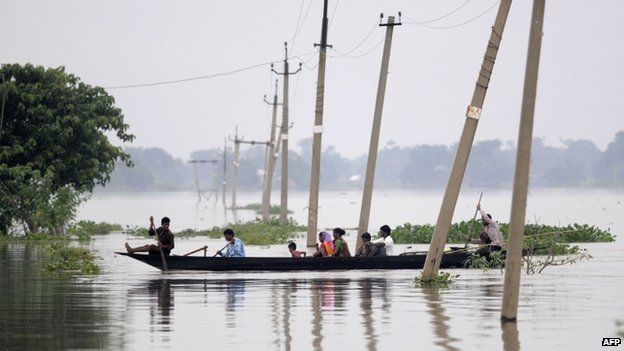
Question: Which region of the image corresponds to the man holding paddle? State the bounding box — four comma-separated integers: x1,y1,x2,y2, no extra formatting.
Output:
125,216,175,256
216,228,246,257
476,204,503,250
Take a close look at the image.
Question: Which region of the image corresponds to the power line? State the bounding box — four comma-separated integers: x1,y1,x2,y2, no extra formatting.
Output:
403,1,500,30
404,0,473,25
104,60,276,90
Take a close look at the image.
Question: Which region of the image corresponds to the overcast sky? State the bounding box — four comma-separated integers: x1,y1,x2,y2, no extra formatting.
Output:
2,0,623,160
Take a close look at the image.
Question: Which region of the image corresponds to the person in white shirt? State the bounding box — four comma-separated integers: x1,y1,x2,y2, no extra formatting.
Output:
477,204,504,250
372,224,394,255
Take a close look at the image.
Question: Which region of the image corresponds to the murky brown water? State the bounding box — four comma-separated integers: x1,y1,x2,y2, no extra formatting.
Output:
1,189,622,350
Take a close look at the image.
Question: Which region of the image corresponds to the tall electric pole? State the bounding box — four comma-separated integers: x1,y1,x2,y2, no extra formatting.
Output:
307,0,332,247
273,42,302,225
502,0,545,322
222,138,227,207
356,13,401,250
261,80,282,221
231,126,241,208
422,0,513,280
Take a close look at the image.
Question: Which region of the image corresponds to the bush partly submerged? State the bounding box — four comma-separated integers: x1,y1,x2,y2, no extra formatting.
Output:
45,242,99,274
205,218,306,245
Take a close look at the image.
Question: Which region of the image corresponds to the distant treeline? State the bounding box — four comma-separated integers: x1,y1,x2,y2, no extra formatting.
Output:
100,131,624,192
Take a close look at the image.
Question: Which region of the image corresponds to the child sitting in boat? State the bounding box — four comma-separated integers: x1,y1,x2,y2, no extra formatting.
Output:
355,232,386,257
288,242,307,257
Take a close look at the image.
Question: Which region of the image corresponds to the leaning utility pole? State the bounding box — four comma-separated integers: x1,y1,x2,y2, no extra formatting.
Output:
502,0,545,322
261,80,282,221
273,42,302,225
307,0,332,248
422,0,513,279
356,13,400,250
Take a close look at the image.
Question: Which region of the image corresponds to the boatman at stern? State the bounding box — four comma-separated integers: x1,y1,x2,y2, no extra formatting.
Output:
477,204,504,250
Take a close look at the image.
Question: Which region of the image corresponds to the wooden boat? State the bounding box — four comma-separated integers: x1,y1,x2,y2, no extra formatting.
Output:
116,249,496,271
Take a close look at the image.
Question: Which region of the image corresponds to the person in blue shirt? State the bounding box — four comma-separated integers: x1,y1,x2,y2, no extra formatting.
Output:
216,228,246,257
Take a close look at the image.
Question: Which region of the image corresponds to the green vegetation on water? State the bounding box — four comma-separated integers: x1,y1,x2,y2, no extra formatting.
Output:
44,242,99,274
203,218,306,245
392,221,616,244
414,271,459,288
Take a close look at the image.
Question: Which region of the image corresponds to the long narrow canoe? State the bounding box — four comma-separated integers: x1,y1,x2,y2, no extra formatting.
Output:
116,249,494,271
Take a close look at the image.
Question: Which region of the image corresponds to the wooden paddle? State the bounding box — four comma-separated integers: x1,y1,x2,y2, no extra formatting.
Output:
150,216,168,271
464,192,484,248
213,242,232,257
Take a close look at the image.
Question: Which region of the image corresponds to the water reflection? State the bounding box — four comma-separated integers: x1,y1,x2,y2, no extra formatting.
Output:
501,320,520,351
422,288,460,351
147,279,174,328
0,243,116,350
359,278,389,351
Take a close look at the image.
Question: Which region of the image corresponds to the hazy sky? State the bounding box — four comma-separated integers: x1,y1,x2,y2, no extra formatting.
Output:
2,0,623,160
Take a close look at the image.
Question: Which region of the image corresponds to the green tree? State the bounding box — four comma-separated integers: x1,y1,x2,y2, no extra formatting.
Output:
0,64,134,234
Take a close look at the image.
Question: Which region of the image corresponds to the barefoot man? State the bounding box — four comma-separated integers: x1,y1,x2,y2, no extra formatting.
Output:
125,216,175,256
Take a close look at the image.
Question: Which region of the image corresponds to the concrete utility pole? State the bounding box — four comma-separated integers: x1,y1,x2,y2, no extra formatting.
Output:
189,159,217,201
261,80,282,221
502,0,545,322
273,42,302,225
222,138,227,207
231,126,241,208
356,13,401,250
307,0,332,248
421,0,513,280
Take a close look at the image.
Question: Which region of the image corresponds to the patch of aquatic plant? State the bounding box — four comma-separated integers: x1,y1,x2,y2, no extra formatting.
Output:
393,222,615,244
235,203,292,215
205,218,306,245
66,220,123,241
414,271,459,288
463,250,505,271
176,228,212,238
44,242,99,274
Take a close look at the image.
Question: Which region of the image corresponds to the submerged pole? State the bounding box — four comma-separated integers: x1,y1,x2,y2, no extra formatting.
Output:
261,80,280,221
422,0,513,280
307,0,332,248
231,127,241,208
502,0,545,322
356,14,400,250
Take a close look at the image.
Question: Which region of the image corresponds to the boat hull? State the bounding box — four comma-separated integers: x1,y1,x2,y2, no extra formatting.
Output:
116,250,487,271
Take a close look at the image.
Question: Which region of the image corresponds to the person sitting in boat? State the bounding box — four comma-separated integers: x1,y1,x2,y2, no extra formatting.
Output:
216,228,246,257
477,204,503,250
125,216,175,256
288,241,306,257
355,232,386,257
332,227,352,257
372,224,394,255
313,231,334,257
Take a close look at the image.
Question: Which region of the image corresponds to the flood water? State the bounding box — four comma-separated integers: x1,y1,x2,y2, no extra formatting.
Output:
1,189,623,350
